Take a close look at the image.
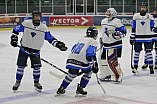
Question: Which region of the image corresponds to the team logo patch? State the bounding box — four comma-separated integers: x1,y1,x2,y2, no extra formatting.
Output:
31,32,36,37
141,21,145,26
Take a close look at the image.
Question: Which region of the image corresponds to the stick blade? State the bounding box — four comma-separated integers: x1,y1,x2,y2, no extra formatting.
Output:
49,71,65,79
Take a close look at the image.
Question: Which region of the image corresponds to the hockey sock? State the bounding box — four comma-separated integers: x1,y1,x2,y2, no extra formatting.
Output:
155,50,157,65
33,67,40,81
80,71,92,88
146,51,153,67
134,51,140,67
16,66,25,81
61,73,77,89
144,52,148,64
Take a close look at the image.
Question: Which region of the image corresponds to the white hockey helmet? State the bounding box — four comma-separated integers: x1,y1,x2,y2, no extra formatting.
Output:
106,8,117,18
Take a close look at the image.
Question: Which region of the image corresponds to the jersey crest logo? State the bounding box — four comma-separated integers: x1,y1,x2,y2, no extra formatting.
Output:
31,32,36,37
141,21,145,26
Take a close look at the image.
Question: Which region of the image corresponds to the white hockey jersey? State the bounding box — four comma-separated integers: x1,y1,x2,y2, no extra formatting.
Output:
66,37,98,70
101,17,126,49
13,20,56,51
131,13,154,42
152,17,157,41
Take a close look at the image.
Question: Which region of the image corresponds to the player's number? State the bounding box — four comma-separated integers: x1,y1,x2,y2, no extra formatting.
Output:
72,43,85,54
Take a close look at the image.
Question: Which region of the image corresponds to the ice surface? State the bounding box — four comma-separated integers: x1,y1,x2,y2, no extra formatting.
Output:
0,28,157,104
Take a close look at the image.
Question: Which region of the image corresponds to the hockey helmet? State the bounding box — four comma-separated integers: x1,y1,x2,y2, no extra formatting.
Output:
32,11,42,25
106,8,117,18
86,27,98,40
153,7,157,11
153,7,157,18
140,2,148,7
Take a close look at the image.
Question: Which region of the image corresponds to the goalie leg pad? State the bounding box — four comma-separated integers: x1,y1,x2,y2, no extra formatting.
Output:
107,49,122,82
98,48,111,79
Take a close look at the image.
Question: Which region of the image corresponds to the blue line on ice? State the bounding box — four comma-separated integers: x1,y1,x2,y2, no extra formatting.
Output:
0,71,156,103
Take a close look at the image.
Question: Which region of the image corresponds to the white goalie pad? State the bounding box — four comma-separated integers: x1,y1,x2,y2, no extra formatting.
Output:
98,47,111,79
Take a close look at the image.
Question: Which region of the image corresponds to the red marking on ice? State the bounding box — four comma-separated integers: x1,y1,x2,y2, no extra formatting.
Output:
66,95,155,104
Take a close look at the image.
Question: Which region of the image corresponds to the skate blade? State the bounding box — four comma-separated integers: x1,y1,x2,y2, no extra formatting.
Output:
99,78,111,82
54,93,64,97
13,90,17,93
132,69,140,74
34,87,42,92
75,93,86,97
112,81,121,84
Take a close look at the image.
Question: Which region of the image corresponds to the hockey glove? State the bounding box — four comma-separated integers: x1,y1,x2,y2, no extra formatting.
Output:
92,62,99,73
10,35,18,47
112,31,124,40
130,36,135,45
56,41,68,51
153,27,157,33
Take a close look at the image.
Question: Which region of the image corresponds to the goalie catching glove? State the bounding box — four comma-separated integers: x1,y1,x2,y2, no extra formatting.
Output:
105,30,124,40
55,41,68,51
10,35,18,47
92,62,99,73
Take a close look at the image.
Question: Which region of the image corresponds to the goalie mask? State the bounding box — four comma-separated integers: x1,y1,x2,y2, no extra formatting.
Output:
32,11,42,26
106,8,117,19
86,27,98,40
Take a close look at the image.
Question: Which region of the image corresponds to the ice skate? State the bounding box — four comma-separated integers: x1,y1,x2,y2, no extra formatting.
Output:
75,84,87,97
150,66,154,74
99,75,111,81
112,80,122,84
34,81,42,92
132,66,140,74
12,80,21,93
141,63,148,70
154,64,157,70
55,85,65,97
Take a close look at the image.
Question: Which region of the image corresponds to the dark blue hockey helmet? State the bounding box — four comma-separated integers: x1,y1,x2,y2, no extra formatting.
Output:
32,10,42,17
86,26,98,40
32,11,42,25
140,2,148,7
153,7,157,11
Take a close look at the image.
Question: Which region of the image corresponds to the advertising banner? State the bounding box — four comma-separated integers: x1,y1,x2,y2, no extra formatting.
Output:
0,17,21,28
93,16,133,26
50,16,93,26
21,16,50,26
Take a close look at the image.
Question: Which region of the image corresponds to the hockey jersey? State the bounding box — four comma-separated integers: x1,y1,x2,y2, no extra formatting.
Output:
152,17,157,41
131,13,154,42
66,37,98,70
12,20,57,51
101,17,126,49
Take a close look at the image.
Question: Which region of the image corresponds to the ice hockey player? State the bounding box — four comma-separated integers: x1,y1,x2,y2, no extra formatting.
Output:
141,7,157,70
99,8,126,83
130,2,154,74
56,27,99,96
10,11,67,92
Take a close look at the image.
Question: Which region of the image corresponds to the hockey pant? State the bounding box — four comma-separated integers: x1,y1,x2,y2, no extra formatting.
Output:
99,48,123,81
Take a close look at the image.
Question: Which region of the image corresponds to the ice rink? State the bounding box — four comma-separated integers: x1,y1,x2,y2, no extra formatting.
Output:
0,28,157,104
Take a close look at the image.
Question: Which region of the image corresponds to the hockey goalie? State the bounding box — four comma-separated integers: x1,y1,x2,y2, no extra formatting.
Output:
99,8,127,83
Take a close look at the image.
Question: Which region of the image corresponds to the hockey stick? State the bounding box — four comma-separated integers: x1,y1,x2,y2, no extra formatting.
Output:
49,71,64,79
96,73,106,94
17,45,68,76
131,45,134,69
92,57,106,94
